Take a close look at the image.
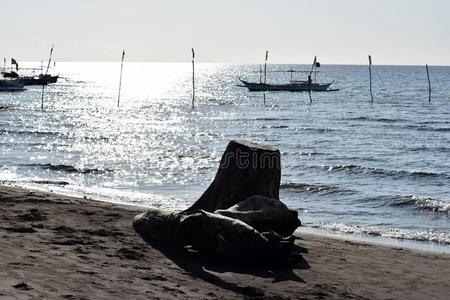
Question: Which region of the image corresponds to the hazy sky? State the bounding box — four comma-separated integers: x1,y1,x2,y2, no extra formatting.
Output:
1,0,449,65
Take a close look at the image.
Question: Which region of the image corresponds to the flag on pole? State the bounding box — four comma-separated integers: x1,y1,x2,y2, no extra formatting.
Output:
11,58,19,71
122,50,125,61
192,48,195,59
265,50,268,62
368,55,372,65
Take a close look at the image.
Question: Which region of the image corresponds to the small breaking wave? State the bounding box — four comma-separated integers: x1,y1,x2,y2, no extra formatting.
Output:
390,195,450,214
344,116,407,123
26,163,112,175
312,164,449,180
305,222,450,245
0,128,63,137
280,182,354,195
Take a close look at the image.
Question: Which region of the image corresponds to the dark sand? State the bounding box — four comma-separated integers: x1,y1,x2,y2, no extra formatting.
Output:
1,185,450,299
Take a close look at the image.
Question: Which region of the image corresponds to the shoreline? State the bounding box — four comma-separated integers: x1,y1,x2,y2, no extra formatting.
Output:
1,185,450,299
3,180,449,254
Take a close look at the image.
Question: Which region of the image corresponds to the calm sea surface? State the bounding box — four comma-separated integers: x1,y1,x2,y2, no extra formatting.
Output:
1,62,449,247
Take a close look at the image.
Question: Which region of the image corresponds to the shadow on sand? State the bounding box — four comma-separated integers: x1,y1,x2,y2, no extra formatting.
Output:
147,240,310,298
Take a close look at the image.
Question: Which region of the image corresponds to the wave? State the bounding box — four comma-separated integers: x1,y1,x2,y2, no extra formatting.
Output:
390,195,450,213
280,182,354,195
30,180,71,186
344,116,406,123
0,128,63,137
26,163,112,175
342,117,450,132
305,222,450,245
312,164,449,180
403,125,450,132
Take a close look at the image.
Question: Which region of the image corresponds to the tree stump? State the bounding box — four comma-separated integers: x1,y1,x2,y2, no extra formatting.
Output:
133,140,301,263
185,140,281,212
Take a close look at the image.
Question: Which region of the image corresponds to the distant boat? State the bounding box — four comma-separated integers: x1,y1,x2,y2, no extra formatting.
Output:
1,72,58,86
18,74,59,86
239,79,336,92
0,79,25,92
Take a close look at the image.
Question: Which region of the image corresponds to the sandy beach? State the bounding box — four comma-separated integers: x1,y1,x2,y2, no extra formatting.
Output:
1,185,450,300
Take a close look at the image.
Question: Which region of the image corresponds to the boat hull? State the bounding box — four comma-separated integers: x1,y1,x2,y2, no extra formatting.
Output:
18,75,59,86
0,80,25,92
240,79,334,92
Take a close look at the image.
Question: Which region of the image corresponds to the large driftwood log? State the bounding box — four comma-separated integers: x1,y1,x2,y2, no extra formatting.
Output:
214,195,300,237
185,140,281,212
133,140,301,263
176,210,293,262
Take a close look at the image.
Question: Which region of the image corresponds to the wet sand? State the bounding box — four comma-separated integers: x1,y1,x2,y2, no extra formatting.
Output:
1,185,450,299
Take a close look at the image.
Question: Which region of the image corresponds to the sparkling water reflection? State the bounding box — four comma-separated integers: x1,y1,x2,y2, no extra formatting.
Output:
1,62,449,245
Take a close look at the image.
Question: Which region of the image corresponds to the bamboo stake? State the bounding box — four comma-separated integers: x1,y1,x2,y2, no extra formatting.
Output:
368,55,373,102
426,64,431,103
263,50,268,105
41,45,54,110
192,48,195,108
308,56,316,103
117,50,125,108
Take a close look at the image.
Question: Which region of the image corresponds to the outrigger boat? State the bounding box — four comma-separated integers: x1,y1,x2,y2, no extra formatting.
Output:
239,54,338,92
1,55,58,86
239,79,334,92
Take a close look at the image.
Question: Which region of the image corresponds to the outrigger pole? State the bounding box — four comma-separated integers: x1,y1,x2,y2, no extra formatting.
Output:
41,45,54,110
117,50,125,108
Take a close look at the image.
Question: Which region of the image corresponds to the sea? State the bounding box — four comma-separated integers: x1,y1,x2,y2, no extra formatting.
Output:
1,62,449,251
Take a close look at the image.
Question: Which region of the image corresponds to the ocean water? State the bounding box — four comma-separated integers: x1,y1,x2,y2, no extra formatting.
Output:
1,62,449,248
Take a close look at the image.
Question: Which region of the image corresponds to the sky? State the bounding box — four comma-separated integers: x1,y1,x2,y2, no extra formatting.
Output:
1,0,449,65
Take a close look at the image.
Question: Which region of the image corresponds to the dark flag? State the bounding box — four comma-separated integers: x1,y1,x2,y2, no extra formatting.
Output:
122,50,125,61
11,58,19,71
368,55,372,65
265,50,268,62
192,48,195,59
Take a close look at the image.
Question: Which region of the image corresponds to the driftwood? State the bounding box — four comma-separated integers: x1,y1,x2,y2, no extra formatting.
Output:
214,195,300,237
185,140,281,212
133,140,301,263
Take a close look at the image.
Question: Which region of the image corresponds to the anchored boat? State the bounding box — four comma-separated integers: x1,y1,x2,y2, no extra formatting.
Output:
240,53,338,92
239,79,335,92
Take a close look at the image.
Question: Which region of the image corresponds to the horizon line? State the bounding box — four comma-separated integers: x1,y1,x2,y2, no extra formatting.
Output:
13,61,450,67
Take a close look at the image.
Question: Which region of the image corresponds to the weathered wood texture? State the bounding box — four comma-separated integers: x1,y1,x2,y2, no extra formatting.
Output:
186,140,281,212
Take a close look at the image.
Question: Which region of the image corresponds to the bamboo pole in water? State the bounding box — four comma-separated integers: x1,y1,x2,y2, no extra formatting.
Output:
308,56,316,103
263,50,268,105
192,48,195,108
426,64,431,103
41,45,54,110
117,50,125,108
368,55,373,102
